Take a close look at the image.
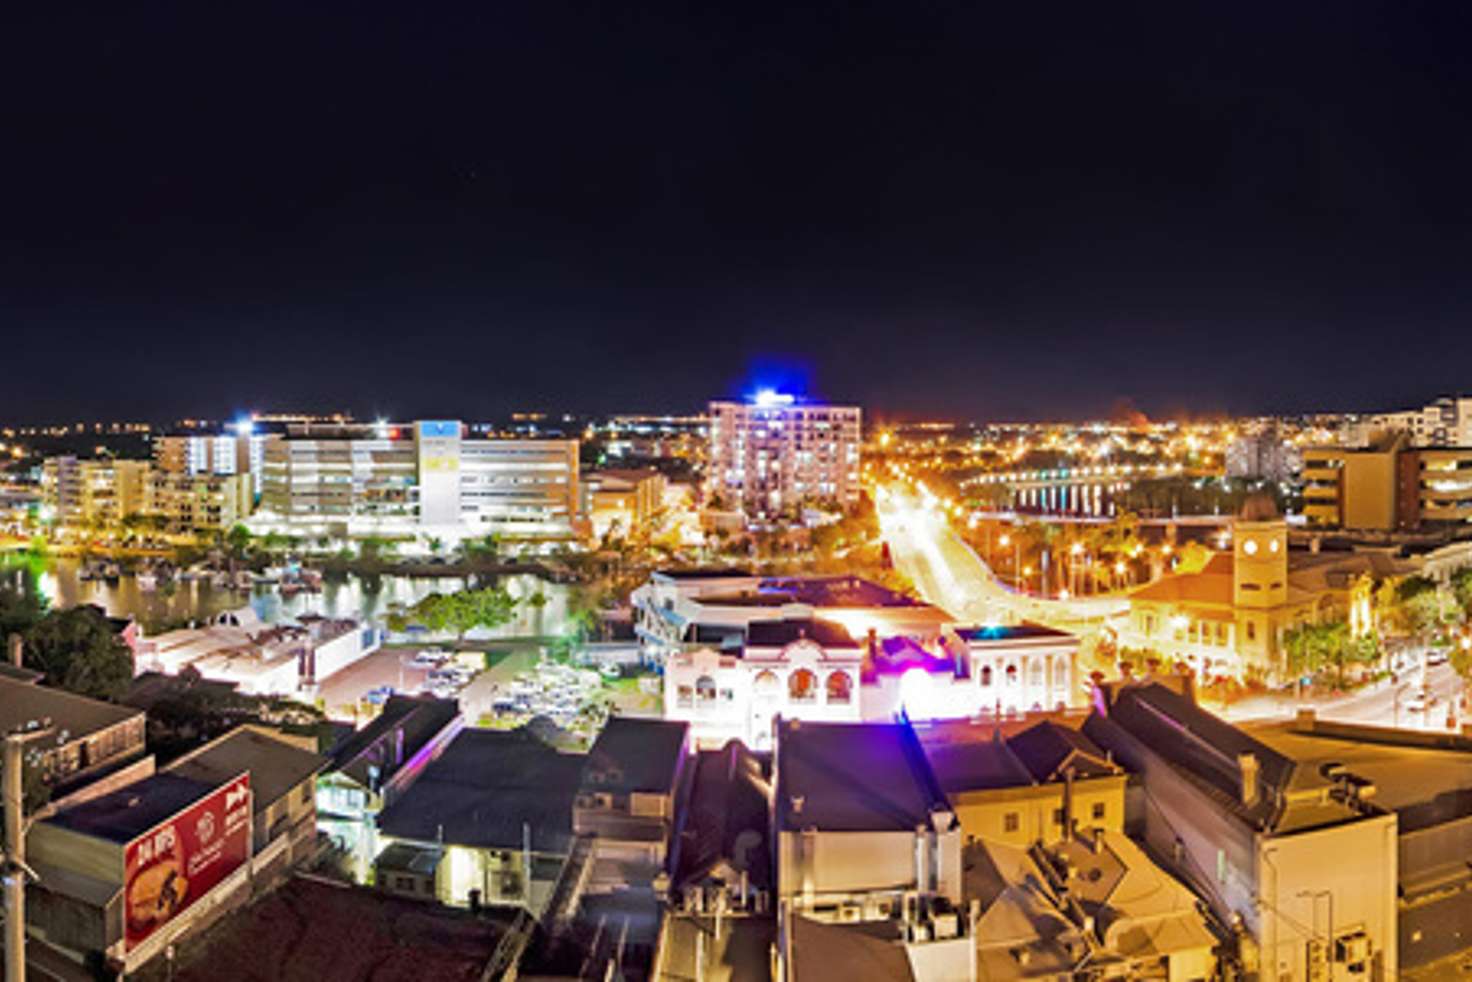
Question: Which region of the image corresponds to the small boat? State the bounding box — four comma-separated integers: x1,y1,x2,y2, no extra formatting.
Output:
136,573,157,592
101,561,122,582
211,571,233,588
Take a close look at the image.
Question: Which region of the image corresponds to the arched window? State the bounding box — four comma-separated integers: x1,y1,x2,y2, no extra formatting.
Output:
825,671,852,705
980,665,993,688
695,675,717,703
753,670,780,697
1005,664,1019,686
789,668,818,703
1029,660,1043,688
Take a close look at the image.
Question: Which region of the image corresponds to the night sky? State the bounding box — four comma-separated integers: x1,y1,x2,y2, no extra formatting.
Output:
6,2,1472,423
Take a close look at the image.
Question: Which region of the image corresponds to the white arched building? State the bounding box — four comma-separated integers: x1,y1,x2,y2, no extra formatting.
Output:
664,617,1079,749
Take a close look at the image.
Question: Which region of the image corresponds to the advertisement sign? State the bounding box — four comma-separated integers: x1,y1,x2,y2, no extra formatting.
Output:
124,773,252,952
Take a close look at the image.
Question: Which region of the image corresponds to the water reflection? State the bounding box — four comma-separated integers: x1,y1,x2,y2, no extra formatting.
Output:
2,556,570,638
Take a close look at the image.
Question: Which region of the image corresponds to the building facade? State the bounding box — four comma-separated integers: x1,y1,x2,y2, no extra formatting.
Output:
252,420,580,541
707,394,861,524
41,457,151,528
1304,435,1472,531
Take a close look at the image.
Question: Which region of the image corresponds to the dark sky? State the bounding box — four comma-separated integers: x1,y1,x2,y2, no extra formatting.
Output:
5,2,1472,423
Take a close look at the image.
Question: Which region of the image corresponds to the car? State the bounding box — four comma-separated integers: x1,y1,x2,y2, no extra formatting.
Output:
1404,689,1437,713
364,685,395,705
1428,650,1450,666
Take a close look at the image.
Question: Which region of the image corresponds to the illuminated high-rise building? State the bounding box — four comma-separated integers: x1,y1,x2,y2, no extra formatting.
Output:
707,392,861,524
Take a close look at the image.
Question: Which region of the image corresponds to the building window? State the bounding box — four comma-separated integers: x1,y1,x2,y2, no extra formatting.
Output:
676,685,693,708
1003,812,1019,833
980,665,993,687
695,675,717,703
300,783,312,805
1246,622,1256,642
1053,807,1065,826
1092,802,1105,821
753,670,780,697
825,671,852,705
789,669,818,703
1005,665,1018,686
1029,661,1043,687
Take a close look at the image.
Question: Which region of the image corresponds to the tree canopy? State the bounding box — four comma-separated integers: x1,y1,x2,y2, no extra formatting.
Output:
24,606,134,701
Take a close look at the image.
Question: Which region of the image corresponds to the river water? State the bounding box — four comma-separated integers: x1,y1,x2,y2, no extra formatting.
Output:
1,556,572,638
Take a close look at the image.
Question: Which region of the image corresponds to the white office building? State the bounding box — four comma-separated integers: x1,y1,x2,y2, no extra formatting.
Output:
251,420,580,542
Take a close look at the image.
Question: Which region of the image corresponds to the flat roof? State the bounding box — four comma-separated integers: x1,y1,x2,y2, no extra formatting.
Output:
47,772,220,845
1245,719,1472,830
0,675,142,743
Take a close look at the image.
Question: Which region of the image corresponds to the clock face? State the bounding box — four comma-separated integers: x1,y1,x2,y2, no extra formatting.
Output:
1242,539,1259,556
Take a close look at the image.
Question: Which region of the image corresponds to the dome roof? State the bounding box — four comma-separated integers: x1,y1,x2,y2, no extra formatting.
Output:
1237,491,1280,522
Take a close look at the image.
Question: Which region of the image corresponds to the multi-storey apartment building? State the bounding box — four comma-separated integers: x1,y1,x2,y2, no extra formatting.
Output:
153,428,276,495
1303,432,1472,530
253,420,579,540
707,392,861,524
147,471,255,533
40,456,150,527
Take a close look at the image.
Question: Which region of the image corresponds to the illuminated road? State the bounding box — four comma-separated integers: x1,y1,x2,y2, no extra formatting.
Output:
876,485,1127,631
1225,661,1467,729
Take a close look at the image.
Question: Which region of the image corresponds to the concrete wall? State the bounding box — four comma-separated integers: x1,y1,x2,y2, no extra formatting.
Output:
1255,814,1398,982
950,775,1126,848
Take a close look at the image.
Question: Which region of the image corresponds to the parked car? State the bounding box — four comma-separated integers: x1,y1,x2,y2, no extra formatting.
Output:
1404,689,1437,713
365,685,395,705
410,647,451,668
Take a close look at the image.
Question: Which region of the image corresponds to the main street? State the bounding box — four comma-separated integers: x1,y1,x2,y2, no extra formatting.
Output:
877,481,1469,732
875,484,1128,631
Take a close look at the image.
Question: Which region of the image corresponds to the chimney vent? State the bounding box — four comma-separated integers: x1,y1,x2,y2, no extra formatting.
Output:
1238,752,1260,807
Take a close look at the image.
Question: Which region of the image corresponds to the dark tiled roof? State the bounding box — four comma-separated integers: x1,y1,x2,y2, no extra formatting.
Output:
47,772,221,844
673,741,773,890
1005,721,1116,783
581,717,689,795
923,738,1035,794
1085,683,1293,828
168,726,326,815
376,728,583,852
329,694,460,786
776,720,952,833
0,675,142,740
745,617,858,650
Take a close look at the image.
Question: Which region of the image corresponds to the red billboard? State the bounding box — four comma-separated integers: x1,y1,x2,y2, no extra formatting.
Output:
124,772,252,952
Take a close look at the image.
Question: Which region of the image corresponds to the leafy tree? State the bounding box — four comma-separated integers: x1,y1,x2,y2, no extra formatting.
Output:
223,523,253,559
24,606,133,701
0,581,48,640
1452,566,1472,616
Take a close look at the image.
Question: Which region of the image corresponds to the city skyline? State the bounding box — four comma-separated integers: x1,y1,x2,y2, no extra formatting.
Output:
8,4,1472,422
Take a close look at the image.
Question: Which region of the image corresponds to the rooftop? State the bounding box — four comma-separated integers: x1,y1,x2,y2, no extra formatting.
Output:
745,617,859,650
0,675,142,744
329,694,460,787
47,772,221,844
130,876,511,982
167,726,326,814
376,727,584,852
776,719,952,833
951,623,1075,643
581,717,689,796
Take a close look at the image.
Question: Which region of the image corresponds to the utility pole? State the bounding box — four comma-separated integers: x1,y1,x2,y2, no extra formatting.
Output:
4,719,55,982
